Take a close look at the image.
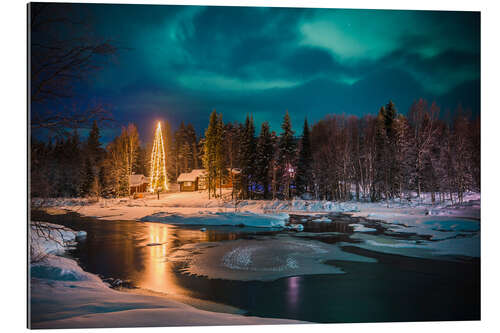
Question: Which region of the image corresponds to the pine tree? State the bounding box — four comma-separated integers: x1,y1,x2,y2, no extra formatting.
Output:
256,122,274,199
80,157,95,197
270,130,279,200
87,120,102,162
203,110,218,199
163,121,177,182
134,146,149,176
98,165,108,197
278,111,296,200
215,114,225,197
295,118,313,197
185,123,199,170
238,115,257,199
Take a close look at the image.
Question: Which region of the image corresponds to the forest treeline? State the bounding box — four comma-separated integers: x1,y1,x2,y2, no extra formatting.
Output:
30,99,480,204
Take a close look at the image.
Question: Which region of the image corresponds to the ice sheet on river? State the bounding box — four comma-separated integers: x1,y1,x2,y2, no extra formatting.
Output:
349,231,480,259
346,213,481,259
141,211,288,228
169,236,376,281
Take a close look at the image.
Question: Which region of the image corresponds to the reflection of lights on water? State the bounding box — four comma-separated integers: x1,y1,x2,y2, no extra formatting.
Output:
133,224,244,297
139,224,174,294
286,276,301,311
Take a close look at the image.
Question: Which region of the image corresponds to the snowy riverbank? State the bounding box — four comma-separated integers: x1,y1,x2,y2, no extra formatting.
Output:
32,190,480,261
33,190,480,223
29,223,303,328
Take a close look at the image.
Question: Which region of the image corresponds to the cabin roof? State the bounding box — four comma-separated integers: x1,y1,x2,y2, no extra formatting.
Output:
177,168,239,183
129,174,147,186
177,169,206,182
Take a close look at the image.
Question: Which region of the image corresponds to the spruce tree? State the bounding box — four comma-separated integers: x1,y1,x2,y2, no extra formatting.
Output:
215,114,225,197
87,120,102,162
203,110,218,199
238,115,256,199
185,123,198,170
295,118,313,197
278,111,296,199
80,157,95,197
256,122,274,199
134,146,149,176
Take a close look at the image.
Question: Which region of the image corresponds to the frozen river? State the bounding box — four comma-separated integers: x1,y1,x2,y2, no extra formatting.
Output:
31,210,480,323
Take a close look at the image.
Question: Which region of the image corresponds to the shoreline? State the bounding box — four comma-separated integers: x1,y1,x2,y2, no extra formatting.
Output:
29,192,480,326
29,220,305,329
35,191,481,226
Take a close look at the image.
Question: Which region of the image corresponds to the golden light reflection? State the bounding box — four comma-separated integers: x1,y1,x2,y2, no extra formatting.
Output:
134,223,181,295
130,223,242,297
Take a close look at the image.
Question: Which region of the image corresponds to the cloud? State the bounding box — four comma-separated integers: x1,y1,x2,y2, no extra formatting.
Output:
32,4,479,142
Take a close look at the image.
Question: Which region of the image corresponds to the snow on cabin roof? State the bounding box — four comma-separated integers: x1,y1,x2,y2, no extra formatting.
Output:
177,173,196,182
129,174,147,186
177,169,207,182
177,168,239,182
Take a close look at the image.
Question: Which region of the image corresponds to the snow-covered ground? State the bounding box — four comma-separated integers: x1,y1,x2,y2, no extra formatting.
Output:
30,190,480,326
34,189,479,221
34,189,480,261
29,223,303,328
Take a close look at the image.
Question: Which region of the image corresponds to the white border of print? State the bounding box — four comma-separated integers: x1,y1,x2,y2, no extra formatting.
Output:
1,1,498,333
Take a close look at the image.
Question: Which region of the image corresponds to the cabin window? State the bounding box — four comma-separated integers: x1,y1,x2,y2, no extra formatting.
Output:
185,181,192,187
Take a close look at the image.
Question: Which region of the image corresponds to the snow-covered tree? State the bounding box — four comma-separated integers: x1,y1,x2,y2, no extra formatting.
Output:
256,122,274,199
295,118,313,197
278,111,296,200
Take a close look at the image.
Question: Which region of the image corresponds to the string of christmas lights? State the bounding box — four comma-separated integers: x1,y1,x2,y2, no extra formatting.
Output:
149,121,169,192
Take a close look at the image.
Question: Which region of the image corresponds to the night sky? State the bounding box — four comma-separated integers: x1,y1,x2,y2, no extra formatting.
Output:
33,4,480,143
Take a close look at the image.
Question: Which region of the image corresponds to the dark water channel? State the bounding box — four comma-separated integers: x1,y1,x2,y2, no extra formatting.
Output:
31,210,480,323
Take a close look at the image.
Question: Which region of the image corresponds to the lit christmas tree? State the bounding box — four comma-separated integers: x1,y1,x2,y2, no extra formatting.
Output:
149,121,169,194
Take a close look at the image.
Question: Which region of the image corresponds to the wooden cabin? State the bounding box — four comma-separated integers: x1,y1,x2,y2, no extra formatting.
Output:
176,168,240,192
177,169,206,192
129,174,149,194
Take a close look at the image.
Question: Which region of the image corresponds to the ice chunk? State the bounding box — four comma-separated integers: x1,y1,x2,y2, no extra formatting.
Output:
141,211,289,228
169,237,376,281
311,216,332,223
350,223,376,232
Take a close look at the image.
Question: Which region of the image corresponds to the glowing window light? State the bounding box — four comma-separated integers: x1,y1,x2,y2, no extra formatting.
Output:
149,121,169,192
